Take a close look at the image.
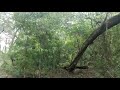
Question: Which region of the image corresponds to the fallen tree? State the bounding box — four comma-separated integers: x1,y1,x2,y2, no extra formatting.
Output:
64,13,120,72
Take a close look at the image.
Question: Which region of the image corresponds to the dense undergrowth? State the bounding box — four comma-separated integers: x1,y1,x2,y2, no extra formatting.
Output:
0,12,120,78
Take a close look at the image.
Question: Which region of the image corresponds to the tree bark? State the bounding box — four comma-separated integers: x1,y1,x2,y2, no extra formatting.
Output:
65,13,120,72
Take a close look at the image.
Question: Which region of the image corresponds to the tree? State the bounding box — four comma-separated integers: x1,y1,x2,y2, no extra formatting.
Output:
65,13,120,72
2,12,120,78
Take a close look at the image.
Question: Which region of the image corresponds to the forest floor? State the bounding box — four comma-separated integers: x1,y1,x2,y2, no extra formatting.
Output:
0,66,99,78
0,60,101,78
35,68,98,78
0,68,9,78
0,69,97,78
0,61,12,78
0,69,11,78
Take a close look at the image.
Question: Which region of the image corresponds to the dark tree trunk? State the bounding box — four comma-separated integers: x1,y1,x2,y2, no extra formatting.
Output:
65,13,120,72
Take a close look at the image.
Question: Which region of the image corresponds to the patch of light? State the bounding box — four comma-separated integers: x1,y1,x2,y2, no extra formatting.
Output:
0,33,12,53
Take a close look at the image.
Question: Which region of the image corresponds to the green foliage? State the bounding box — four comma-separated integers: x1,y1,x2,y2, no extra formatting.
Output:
7,12,76,77
1,12,120,78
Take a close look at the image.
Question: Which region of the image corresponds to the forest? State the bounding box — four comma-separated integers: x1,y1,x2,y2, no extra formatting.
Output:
0,12,120,78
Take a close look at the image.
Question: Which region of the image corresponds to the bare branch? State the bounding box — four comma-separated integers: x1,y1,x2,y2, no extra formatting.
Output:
0,27,4,34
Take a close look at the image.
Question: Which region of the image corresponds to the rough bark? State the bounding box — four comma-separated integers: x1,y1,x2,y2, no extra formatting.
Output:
65,13,120,72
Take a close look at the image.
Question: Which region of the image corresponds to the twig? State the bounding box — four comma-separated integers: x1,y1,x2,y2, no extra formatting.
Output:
106,70,114,78
0,27,4,34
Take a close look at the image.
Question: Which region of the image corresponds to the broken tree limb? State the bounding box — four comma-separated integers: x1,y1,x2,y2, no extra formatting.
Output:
0,27,4,34
65,13,120,72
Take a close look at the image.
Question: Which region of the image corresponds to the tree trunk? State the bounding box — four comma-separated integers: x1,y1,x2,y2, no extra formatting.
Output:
65,13,120,72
